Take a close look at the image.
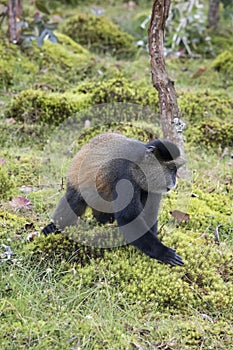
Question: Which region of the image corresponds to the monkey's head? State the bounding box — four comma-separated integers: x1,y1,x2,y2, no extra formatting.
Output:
133,139,185,194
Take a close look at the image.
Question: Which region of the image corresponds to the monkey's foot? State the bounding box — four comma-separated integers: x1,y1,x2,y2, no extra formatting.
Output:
158,247,184,266
42,222,60,236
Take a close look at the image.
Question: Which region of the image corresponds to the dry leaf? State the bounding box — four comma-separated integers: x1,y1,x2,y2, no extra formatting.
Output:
170,210,190,223
9,196,31,211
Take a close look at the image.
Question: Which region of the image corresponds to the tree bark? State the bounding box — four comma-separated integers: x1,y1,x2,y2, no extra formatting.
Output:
208,0,220,29
148,0,185,160
8,0,23,43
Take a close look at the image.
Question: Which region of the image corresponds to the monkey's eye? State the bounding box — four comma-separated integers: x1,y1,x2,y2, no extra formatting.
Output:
168,165,177,172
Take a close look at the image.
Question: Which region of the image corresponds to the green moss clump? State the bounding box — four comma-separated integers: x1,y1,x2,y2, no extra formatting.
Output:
76,122,159,149
186,120,233,148
61,14,137,58
28,233,106,267
0,40,37,90
62,228,233,313
0,60,14,88
21,37,95,88
0,211,27,240
5,89,91,125
211,50,233,76
212,34,233,55
5,78,160,125
0,166,16,200
74,77,159,110
55,32,89,55
30,185,233,314
179,91,233,124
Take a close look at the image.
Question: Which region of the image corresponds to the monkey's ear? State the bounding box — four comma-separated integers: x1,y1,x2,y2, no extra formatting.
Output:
147,146,155,152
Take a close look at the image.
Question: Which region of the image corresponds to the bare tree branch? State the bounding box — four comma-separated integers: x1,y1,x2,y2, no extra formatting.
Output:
148,0,185,160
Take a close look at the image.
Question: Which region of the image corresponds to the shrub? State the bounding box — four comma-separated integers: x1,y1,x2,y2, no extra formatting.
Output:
186,120,233,148
5,89,91,125
211,50,233,76
0,166,16,200
179,92,233,124
61,14,137,58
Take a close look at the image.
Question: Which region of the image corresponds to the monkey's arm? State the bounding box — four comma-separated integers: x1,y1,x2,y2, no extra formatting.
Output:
42,185,87,235
115,189,183,266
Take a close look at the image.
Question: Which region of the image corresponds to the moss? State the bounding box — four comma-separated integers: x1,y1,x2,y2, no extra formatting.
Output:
76,122,159,149
0,60,14,88
162,187,233,240
0,166,16,200
61,14,137,58
28,233,106,267
186,120,233,148
5,89,91,125
55,32,89,55
28,184,233,314
6,76,233,137
178,91,233,124
0,40,38,90
5,78,160,125
74,77,159,112
212,33,233,55
211,50,233,76
0,211,27,240
21,38,96,88
54,226,233,313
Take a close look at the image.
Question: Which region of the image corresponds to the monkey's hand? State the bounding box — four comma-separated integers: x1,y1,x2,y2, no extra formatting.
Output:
42,222,60,236
158,247,184,266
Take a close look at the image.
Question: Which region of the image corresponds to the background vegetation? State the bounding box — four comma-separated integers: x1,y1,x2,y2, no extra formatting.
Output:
0,0,233,349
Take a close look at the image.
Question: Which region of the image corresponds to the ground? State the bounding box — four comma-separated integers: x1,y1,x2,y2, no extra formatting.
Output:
0,1,233,349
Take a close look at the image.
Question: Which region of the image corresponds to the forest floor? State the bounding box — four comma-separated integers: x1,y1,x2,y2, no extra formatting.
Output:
0,1,233,349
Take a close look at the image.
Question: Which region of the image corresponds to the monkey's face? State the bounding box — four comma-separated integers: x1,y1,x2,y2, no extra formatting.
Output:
164,164,177,192
133,151,182,194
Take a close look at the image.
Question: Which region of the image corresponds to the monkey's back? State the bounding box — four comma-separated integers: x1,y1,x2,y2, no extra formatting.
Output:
68,133,146,197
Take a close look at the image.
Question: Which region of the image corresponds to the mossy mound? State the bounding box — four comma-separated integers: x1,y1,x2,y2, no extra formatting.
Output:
75,78,158,107
5,89,91,125
211,50,233,76
212,33,233,55
27,182,233,314
4,77,233,151
0,166,16,200
5,78,159,125
179,91,233,124
186,120,233,148
32,225,233,313
0,40,37,90
61,14,137,58
28,234,105,267
76,121,159,149
21,37,96,89
0,211,27,240
162,187,233,240
55,32,89,55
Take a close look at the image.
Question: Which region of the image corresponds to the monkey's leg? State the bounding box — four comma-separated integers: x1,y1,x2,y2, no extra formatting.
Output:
115,189,183,266
140,191,161,234
42,185,87,235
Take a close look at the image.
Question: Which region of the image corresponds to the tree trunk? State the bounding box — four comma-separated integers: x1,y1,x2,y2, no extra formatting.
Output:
148,0,185,160
8,0,23,43
208,0,220,29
